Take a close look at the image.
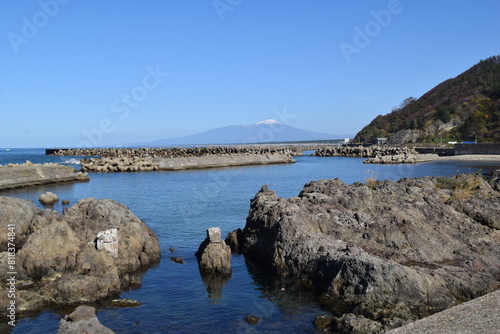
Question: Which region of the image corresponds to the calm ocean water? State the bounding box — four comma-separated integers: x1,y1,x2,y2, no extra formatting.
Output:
1,148,499,333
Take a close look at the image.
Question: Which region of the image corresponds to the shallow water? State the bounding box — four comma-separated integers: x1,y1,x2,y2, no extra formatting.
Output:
1,149,499,333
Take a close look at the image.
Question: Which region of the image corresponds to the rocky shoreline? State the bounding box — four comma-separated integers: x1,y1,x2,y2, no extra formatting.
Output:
227,171,500,333
0,197,160,316
0,162,89,191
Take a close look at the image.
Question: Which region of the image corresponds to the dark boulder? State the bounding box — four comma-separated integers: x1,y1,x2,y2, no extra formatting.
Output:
225,228,243,253
170,256,184,264
245,314,260,325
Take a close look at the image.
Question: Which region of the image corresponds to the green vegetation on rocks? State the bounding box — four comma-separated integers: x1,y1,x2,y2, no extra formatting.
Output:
354,56,500,144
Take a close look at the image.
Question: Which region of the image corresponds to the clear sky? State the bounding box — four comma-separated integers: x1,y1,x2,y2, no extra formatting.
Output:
1,0,500,148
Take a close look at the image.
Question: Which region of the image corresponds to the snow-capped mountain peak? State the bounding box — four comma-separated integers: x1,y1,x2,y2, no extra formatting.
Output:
256,119,282,125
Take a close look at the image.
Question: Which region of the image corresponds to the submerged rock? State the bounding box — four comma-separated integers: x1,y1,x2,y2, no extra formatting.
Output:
0,197,160,316
245,314,260,325
58,305,115,334
170,256,184,264
234,175,500,331
110,299,142,307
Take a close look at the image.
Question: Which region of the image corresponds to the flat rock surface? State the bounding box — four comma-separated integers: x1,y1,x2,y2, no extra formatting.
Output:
387,289,500,334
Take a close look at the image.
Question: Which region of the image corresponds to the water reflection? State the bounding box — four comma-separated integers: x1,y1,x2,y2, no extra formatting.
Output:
200,272,231,301
244,256,327,313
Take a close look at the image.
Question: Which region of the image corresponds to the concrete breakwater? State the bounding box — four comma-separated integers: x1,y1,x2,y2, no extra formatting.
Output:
0,162,89,191
364,152,439,164
81,157,159,172
157,154,294,170
386,289,500,334
81,154,295,172
313,145,418,158
48,145,301,158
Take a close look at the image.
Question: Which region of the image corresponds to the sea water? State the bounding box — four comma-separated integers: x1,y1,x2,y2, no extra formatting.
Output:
1,149,499,333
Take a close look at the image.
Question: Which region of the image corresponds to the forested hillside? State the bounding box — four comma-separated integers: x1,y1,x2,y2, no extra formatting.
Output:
354,56,500,144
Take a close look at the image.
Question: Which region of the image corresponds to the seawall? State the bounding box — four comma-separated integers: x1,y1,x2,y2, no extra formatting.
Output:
455,143,500,155
0,165,89,191
156,154,295,170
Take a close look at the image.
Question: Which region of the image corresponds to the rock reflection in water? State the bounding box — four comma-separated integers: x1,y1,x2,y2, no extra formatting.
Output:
200,273,231,301
244,256,325,312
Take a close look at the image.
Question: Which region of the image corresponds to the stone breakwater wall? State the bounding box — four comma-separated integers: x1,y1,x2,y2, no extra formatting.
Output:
312,145,430,164
49,145,299,157
81,154,295,172
364,152,439,164
313,145,418,158
0,162,89,191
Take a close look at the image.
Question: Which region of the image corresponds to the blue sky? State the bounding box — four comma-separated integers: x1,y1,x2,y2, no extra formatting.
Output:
1,0,499,148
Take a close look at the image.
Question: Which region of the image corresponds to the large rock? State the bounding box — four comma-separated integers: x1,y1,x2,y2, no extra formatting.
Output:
39,191,59,205
489,169,500,191
225,228,243,253
58,305,115,334
236,175,500,331
62,198,161,272
0,197,38,250
0,197,160,316
196,228,232,301
196,227,232,275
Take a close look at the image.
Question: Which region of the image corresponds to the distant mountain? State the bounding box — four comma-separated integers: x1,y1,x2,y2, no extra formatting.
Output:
354,55,500,144
129,120,352,146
